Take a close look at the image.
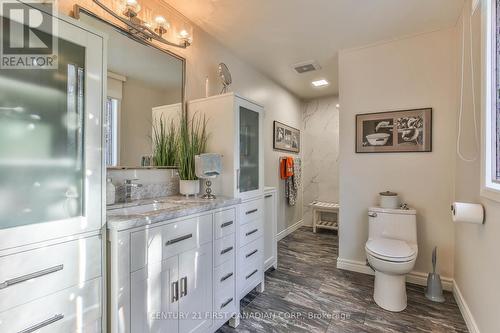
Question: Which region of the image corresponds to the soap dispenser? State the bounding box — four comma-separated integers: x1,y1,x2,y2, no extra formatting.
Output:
106,178,116,205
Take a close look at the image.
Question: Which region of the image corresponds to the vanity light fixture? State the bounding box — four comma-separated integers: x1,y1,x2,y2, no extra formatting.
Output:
80,0,193,49
312,79,329,87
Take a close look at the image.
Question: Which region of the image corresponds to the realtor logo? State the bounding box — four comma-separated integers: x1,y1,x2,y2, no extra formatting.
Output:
0,0,58,69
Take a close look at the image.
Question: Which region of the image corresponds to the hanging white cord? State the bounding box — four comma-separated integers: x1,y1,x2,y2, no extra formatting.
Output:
457,10,480,162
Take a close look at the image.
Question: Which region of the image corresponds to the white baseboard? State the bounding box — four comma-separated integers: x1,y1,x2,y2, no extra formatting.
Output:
453,281,480,333
336,258,453,291
337,257,374,275
276,219,303,241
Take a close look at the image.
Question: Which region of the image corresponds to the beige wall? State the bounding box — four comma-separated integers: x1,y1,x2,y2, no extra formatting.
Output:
338,28,458,278
302,96,340,226
60,0,303,231
453,3,500,333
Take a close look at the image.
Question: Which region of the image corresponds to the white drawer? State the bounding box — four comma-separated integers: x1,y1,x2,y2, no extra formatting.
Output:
238,218,263,247
239,198,263,225
214,279,236,315
0,277,101,333
238,246,262,296
215,261,236,315
214,208,236,239
0,236,101,312
215,259,235,290
238,237,263,268
214,234,235,267
131,214,212,271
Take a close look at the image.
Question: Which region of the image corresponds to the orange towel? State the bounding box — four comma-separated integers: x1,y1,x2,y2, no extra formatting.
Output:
280,157,294,179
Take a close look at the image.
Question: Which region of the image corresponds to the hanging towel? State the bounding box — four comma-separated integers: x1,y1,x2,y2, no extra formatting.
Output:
285,157,301,206
280,157,294,179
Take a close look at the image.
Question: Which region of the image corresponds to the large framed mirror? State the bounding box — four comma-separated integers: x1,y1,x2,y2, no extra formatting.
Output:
75,7,185,169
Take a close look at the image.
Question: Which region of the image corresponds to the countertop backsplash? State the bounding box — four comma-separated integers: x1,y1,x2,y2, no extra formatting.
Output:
107,168,180,203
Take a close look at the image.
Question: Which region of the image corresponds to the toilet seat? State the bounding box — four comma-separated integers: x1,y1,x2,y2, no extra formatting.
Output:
366,238,417,263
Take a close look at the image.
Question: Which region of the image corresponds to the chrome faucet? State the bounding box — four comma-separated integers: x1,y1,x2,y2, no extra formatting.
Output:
124,178,143,202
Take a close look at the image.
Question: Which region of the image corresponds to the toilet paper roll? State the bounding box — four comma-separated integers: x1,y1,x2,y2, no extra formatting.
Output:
451,202,484,224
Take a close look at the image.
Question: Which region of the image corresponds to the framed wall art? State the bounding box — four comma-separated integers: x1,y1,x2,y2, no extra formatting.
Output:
356,108,432,153
273,121,300,153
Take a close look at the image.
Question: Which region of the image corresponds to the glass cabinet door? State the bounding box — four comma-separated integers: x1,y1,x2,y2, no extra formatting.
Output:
0,13,88,230
239,106,259,193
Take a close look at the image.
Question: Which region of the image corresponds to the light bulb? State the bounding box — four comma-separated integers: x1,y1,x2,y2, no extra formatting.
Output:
123,0,140,17
154,16,170,35
178,29,192,45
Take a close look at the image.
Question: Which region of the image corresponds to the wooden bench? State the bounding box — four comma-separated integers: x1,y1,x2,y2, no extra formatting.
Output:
309,201,340,233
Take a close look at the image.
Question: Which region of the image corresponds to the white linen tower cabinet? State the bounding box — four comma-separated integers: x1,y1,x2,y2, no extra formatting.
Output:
0,7,105,332
187,93,266,302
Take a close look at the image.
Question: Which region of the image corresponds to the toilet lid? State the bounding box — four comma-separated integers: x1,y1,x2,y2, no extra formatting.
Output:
366,238,417,261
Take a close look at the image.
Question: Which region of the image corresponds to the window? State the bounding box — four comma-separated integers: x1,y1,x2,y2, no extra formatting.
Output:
105,97,119,167
483,0,500,199
496,0,500,182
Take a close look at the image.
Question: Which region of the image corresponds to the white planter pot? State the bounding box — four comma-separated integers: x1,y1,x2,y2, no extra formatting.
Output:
179,180,200,197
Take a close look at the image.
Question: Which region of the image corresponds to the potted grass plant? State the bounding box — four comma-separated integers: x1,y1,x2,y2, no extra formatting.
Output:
177,112,208,196
152,116,177,167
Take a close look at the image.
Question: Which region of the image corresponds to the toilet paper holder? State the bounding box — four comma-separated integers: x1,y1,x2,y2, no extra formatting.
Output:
451,202,485,224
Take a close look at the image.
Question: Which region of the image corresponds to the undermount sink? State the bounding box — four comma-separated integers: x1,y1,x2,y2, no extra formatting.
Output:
107,202,181,216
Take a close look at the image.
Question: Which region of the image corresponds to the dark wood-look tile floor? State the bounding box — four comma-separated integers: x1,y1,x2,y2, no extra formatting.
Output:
218,227,468,333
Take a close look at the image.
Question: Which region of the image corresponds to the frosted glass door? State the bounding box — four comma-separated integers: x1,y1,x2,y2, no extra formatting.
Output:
239,106,259,193
0,22,86,229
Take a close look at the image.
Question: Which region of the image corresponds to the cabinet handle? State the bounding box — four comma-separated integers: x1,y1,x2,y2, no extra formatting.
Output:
245,249,258,258
368,212,377,218
245,209,258,215
245,269,258,280
180,276,187,297
264,194,272,198
0,264,64,290
171,281,179,303
220,297,234,309
221,221,233,228
245,228,258,236
220,272,233,282
18,314,64,333
220,246,234,255
165,233,192,246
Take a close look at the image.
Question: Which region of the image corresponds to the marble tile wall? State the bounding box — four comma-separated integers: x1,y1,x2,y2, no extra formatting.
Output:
107,168,179,203
302,96,340,226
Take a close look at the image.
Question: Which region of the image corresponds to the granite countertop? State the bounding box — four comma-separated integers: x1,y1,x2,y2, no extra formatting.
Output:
106,195,241,231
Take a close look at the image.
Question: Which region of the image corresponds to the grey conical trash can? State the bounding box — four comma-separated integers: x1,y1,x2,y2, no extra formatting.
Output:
425,247,445,303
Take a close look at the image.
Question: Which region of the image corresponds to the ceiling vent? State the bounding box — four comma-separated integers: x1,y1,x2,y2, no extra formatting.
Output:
291,60,321,74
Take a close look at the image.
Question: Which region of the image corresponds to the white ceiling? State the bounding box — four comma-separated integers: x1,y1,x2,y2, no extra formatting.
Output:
165,0,464,100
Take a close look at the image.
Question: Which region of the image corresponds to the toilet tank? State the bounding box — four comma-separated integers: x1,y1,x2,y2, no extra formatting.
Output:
368,207,417,244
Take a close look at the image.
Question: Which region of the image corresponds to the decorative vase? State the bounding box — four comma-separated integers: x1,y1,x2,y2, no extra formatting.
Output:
179,180,200,197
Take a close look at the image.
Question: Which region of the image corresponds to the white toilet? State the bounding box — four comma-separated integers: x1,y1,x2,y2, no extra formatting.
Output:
365,207,418,312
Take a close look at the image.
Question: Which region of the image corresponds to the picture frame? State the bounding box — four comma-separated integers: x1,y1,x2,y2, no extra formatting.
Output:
356,108,432,153
273,121,300,153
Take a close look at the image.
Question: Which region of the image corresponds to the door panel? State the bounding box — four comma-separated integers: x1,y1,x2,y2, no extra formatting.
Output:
130,256,178,333
0,6,103,249
178,243,213,333
239,106,259,193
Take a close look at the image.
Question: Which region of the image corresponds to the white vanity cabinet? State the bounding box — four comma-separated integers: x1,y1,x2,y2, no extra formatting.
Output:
108,205,239,333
